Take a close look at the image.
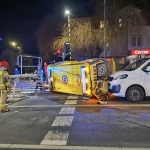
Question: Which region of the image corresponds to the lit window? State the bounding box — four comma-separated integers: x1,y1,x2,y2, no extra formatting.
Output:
119,19,122,27
100,21,104,28
100,20,108,28
132,36,142,46
106,21,108,26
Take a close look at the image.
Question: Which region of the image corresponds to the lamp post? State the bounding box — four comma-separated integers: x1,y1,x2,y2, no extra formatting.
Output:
11,41,24,74
11,42,23,54
65,10,71,59
104,0,106,59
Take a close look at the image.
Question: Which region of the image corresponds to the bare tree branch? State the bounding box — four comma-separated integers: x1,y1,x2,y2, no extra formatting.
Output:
51,1,147,56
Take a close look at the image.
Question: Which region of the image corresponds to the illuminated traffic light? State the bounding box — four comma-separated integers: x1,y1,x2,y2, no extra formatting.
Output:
66,43,70,53
61,42,71,60
65,43,71,59
56,49,61,55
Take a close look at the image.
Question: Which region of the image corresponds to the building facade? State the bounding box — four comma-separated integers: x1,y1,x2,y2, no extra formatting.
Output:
71,6,150,64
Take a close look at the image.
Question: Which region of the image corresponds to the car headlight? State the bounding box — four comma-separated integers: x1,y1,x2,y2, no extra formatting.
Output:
114,74,128,80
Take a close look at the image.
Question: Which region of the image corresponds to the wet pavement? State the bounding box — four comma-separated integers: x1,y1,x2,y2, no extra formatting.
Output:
0,93,150,149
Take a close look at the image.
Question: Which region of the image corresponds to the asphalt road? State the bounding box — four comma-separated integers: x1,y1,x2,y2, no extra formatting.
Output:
0,92,150,150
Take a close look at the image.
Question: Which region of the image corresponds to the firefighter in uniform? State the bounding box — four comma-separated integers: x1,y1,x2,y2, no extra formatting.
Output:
0,61,11,113
93,80,108,105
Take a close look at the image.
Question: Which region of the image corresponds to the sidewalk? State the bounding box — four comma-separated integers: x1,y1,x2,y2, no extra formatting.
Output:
6,80,35,104
8,80,49,103
10,79,37,92
10,79,34,88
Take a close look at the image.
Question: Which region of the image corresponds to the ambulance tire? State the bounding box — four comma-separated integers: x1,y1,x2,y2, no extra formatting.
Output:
126,86,145,102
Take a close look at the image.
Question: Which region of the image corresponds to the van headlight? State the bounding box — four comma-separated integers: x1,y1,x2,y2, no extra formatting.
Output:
114,74,128,80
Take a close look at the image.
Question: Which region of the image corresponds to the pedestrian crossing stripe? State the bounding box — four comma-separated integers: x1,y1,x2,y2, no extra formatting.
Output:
40,130,69,145
67,96,78,99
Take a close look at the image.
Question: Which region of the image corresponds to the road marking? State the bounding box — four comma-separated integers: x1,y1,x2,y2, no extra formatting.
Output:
65,100,77,105
8,104,150,108
59,107,76,114
0,144,149,150
14,111,19,113
83,97,90,100
67,96,78,99
52,116,74,126
40,130,69,145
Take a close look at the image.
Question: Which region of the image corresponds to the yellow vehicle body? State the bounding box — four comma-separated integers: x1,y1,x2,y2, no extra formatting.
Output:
47,58,117,97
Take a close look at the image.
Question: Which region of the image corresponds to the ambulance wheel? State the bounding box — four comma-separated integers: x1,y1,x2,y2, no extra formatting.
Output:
126,86,145,102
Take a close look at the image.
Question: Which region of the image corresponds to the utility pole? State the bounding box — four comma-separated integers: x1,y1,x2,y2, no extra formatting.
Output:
68,13,71,60
68,14,71,44
65,10,71,60
104,0,106,59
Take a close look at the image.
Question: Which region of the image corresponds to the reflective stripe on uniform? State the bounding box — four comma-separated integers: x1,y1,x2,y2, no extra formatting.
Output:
0,90,7,110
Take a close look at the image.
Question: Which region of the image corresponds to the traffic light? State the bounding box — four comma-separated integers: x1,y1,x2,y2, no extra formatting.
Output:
63,43,70,60
66,43,70,56
56,49,61,55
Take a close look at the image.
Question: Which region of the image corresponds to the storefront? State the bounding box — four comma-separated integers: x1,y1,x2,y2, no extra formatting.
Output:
131,49,150,56
125,49,150,64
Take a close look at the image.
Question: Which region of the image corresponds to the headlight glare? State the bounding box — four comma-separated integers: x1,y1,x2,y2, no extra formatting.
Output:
114,74,128,80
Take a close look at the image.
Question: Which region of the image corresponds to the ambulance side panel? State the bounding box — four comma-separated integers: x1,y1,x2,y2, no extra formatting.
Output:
51,65,83,95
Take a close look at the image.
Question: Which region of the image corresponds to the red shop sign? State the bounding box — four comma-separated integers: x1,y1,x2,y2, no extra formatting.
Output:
132,50,150,55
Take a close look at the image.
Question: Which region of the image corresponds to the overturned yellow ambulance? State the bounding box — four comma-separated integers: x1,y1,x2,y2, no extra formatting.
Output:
47,58,116,97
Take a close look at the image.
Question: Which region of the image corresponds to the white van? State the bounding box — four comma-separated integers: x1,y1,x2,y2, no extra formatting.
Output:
107,58,150,102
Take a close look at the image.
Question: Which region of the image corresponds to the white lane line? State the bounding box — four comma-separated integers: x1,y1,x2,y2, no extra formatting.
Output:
59,107,76,115
52,116,74,126
64,100,77,105
7,98,21,102
0,144,149,150
67,96,78,99
8,104,150,108
40,130,69,145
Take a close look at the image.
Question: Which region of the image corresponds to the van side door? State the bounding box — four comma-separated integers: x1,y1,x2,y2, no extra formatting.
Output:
142,62,150,96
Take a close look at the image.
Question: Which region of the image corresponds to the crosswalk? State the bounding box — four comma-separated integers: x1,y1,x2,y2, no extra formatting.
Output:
2,95,150,149
40,95,78,146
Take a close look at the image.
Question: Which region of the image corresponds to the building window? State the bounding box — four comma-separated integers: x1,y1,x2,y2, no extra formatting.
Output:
131,36,142,46
119,19,122,27
100,21,103,28
100,20,108,28
106,21,108,26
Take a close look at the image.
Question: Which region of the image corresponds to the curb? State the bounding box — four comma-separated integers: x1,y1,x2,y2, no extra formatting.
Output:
0,144,149,150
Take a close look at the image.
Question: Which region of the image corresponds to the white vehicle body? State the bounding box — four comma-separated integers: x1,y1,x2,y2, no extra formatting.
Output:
108,58,150,101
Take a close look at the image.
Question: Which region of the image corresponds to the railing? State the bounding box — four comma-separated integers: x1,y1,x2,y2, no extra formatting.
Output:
17,55,42,74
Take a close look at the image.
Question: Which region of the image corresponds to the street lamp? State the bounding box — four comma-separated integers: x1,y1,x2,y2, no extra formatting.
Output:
11,42,23,54
65,10,70,15
65,9,71,59
11,42,16,47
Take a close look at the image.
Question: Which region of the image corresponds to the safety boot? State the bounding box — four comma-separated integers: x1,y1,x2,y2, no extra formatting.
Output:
1,108,10,113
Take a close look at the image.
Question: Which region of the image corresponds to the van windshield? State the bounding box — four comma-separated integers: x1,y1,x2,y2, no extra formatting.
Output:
122,58,149,71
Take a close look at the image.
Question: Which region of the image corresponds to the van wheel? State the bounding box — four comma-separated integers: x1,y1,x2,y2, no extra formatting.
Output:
126,86,145,102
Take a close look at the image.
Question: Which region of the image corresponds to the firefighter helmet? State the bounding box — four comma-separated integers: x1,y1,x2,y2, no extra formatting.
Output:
0,61,9,68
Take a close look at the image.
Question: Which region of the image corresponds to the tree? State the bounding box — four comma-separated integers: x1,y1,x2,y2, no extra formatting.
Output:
51,19,92,51
51,0,148,58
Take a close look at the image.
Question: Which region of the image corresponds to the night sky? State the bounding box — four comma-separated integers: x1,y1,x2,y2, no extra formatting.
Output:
0,0,93,55
1,0,150,56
